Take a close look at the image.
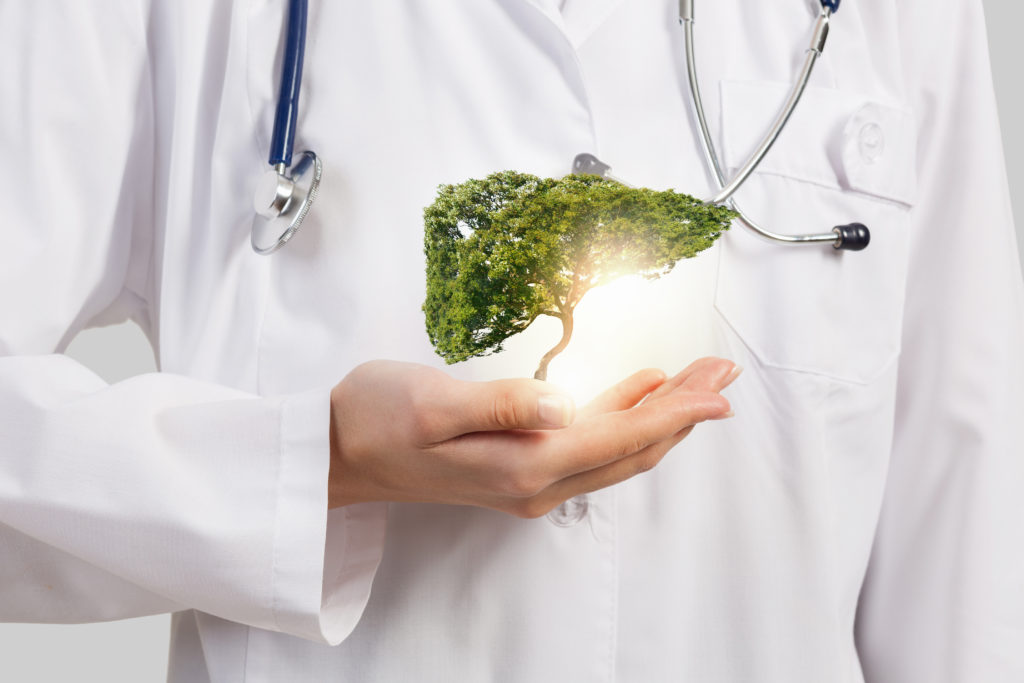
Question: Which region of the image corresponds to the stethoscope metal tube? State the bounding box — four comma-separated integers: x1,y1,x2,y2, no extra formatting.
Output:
251,0,322,255
577,0,868,252
698,11,827,207
683,0,869,251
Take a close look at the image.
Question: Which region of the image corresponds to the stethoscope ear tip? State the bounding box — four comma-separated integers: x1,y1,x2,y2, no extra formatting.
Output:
833,223,870,251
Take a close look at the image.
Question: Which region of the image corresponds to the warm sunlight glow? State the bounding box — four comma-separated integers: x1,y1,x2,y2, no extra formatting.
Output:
542,274,653,404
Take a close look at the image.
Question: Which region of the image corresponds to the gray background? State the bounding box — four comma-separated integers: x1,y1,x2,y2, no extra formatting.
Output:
1,4,1022,680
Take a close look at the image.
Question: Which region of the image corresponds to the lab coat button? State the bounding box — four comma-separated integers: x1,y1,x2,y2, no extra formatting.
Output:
547,495,589,526
858,122,886,164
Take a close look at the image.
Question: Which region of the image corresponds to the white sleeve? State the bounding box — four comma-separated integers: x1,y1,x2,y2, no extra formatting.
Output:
854,0,1024,680
0,3,385,645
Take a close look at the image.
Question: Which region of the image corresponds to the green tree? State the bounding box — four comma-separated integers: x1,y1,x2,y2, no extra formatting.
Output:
423,171,736,380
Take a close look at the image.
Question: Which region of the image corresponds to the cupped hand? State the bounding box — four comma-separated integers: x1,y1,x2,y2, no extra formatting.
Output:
328,357,740,517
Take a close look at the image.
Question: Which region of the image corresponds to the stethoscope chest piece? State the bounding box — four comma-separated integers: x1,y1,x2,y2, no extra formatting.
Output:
251,150,322,255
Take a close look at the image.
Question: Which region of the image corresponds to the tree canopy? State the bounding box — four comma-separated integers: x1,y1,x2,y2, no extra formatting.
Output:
423,170,736,379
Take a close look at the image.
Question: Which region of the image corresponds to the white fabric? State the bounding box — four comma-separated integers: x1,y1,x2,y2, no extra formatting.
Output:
1,0,1021,681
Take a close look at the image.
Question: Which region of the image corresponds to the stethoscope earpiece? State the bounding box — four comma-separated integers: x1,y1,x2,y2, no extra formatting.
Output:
833,223,870,251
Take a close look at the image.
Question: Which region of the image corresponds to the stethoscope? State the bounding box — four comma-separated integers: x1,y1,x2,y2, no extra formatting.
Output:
251,0,321,255
251,0,869,255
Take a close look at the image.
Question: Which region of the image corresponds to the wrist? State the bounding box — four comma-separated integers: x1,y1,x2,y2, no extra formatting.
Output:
328,388,350,508
327,383,376,509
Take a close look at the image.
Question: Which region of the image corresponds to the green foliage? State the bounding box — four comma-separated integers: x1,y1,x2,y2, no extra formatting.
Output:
423,170,736,368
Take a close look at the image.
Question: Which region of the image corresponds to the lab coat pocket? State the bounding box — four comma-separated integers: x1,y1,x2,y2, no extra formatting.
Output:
713,81,917,384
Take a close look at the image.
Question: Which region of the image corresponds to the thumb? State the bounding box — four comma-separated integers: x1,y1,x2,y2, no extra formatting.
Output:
443,378,577,435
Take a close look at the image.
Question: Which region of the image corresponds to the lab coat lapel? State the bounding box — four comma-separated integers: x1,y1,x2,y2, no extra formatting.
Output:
523,0,629,48
522,0,569,31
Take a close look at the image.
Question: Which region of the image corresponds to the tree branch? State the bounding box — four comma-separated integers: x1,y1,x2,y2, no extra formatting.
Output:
534,312,575,381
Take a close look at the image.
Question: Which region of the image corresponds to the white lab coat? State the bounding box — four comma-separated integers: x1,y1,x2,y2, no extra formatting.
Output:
1,0,1022,680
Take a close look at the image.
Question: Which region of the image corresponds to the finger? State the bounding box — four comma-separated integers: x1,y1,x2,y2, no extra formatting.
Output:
435,377,577,438
532,424,695,511
548,389,730,480
643,356,720,401
648,357,742,401
678,357,742,392
438,389,728,500
579,368,667,419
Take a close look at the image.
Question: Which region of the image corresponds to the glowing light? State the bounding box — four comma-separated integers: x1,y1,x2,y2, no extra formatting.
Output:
542,274,654,404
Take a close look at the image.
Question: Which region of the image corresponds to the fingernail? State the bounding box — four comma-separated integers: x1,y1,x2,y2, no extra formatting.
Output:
711,409,735,420
538,394,574,427
723,364,744,385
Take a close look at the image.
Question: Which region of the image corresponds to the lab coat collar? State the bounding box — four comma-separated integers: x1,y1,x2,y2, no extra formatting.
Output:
523,0,628,48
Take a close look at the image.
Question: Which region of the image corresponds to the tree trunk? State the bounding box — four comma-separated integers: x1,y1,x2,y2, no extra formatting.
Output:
534,312,574,381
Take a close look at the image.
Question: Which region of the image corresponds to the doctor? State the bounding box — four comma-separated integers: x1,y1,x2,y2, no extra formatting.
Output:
2,0,1022,681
